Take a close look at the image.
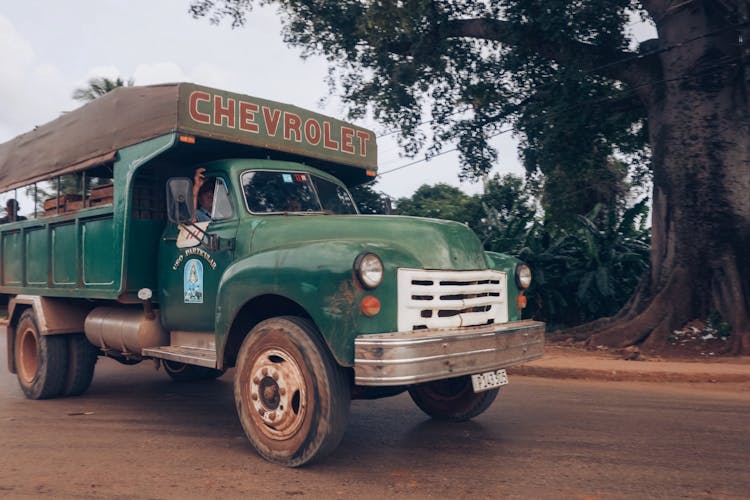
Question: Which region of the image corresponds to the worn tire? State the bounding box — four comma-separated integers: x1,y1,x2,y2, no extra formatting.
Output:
408,376,499,422
62,334,98,397
234,316,350,467
162,360,225,382
14,309,68,400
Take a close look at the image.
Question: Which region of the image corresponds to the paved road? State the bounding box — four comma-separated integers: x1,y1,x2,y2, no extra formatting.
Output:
1,331,749,499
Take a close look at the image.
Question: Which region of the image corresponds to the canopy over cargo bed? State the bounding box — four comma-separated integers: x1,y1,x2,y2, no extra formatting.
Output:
0,83,378,191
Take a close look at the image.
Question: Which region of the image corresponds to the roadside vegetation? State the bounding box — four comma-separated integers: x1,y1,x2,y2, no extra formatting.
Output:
353,176,650,332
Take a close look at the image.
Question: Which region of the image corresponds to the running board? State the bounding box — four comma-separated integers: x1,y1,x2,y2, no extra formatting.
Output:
142,346,217,368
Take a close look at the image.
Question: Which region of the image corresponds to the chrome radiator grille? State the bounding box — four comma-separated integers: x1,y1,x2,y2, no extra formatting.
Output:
397,269,508,331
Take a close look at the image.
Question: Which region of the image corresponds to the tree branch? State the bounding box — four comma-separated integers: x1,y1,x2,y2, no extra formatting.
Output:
442,17,514,41
443,17,658,98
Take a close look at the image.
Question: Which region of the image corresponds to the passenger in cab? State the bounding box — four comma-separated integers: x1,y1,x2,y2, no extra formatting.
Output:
0,199,26,223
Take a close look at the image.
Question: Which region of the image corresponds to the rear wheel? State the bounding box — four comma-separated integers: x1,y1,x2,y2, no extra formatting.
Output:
408,375,499,422
14,309,68,400
162,360,225,382
62,334,99,397
234,316,350,467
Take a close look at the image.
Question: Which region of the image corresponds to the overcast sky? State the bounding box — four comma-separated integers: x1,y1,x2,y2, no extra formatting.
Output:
0,0,524,201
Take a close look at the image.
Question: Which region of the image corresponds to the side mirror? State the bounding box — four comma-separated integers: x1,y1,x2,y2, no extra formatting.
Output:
166,177,195,223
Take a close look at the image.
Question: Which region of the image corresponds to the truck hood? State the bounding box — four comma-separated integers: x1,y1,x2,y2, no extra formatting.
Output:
246,214,488,270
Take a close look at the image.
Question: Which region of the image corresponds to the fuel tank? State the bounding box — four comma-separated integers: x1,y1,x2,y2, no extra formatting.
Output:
84,307,168,356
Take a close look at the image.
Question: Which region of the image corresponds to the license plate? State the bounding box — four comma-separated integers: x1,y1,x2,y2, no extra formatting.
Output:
471,369,509,393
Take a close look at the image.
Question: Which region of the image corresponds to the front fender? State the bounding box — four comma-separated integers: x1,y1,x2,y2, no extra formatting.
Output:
485,251,524,321
215,241,420,366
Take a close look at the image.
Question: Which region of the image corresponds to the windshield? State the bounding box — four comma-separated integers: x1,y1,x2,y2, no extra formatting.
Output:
240,170,358,215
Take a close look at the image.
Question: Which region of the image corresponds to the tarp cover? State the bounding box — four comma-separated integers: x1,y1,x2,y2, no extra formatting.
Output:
0,83,377,192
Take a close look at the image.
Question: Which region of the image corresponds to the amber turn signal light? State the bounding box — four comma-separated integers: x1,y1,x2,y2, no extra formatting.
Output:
360,296,381,317
517,292,527,310
179,135,196,144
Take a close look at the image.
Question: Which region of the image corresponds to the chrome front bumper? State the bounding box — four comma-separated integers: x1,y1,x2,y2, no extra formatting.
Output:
354,320,545,386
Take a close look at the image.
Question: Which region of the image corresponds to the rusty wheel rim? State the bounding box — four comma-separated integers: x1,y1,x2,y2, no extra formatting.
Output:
247,348,307,440
17,327,39,385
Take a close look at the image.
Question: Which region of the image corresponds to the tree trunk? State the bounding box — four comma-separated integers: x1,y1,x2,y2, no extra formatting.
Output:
586,4,750,353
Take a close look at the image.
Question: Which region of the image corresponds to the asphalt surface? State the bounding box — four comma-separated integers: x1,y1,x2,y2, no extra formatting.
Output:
1,330,750,499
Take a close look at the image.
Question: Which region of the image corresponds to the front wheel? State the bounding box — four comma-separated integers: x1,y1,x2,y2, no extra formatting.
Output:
408,376,499,422
234,317,350,467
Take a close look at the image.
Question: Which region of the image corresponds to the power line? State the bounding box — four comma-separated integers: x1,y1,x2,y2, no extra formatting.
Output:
379,126,515,176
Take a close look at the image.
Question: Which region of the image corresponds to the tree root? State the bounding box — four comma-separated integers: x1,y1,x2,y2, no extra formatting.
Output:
548,316,616,342
552,253,750,354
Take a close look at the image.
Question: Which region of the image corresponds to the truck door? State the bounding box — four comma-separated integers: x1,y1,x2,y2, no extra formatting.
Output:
158,174,238,332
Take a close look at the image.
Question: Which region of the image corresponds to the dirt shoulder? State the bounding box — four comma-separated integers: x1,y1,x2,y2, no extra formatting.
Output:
509,342,750,387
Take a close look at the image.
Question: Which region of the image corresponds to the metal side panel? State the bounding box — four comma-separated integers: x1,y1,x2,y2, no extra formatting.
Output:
354,320,545,386
142,330,217,368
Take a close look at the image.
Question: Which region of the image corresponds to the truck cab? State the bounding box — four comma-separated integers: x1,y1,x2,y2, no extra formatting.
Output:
0,83,544,467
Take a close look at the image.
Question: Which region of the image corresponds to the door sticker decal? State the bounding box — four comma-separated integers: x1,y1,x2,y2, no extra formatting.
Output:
184,258,204,303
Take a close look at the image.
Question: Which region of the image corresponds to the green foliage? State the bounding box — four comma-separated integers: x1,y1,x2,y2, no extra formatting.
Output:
503,1,649,168
72,76,134,102
707,311,732,339
520,200,650,327
349,182,390,214
474,174,536,255
395,183,481,224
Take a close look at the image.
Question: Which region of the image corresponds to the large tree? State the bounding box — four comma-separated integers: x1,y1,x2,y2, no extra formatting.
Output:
191,0,750,352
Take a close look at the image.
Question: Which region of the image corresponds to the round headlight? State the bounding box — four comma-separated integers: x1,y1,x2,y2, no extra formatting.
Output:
515,264,532,289
354,253,383,289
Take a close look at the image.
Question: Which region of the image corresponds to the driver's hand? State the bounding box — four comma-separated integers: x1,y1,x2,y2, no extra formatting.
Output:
194,167,206,188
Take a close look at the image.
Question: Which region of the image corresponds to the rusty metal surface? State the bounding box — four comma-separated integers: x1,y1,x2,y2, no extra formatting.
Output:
169,331,216,350
9,295,91,335
354,320,545,386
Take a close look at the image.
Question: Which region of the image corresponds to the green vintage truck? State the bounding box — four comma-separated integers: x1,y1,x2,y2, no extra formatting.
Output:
0,83,544,466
